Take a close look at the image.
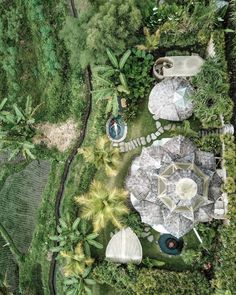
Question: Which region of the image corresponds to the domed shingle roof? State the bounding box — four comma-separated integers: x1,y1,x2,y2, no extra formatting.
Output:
148,78,193,121
126,136,222,238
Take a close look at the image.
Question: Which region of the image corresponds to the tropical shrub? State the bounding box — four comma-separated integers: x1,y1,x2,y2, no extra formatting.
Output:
142,258,165,268
147,1,221,49
213,133,236,294
93,48,131,115
137,27,161,52
181,249,201,266
123,49,154,100
147,3,182,30
122,49,154,120
222,177,235,194
123,212,147,238
60,0,144,68
75,181,129,232
190,58,233,128
50,216,103,255
60,243,94,277
93,261,213,295
221,135,236,178
63,274,96,295
172,120,198,139
78,136,120,176
196,134,222,155
0,97,41,159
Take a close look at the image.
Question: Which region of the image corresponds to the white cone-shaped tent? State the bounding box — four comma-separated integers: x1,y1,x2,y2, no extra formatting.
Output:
105,227,142,264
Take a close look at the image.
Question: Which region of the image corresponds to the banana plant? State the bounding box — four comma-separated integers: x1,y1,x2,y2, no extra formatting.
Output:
95,48,131,81
93,48,131,116
0,96,41,160
50,215,103,256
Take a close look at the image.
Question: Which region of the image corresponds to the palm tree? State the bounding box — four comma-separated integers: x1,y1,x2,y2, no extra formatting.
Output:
75,181,129,232
0,96,41,160
78,135,120,177
93,48,131,116
61,243,94,278
50,215,103,256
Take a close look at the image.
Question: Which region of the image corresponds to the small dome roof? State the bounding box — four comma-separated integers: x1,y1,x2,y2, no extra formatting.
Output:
148,78,193,121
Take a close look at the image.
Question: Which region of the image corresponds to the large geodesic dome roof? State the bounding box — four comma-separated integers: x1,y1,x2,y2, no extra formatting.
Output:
148,78,193,121
126,136,222,238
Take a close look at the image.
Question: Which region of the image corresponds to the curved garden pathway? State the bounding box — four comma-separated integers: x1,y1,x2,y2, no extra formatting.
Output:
48,6,92,289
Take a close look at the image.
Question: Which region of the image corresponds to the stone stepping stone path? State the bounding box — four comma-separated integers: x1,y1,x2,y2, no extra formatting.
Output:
118,121,176,153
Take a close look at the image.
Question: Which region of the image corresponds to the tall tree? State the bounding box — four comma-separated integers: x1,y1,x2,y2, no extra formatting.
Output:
60,0,145,68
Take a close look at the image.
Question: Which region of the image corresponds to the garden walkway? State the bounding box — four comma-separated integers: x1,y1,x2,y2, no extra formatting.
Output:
116,121,175,152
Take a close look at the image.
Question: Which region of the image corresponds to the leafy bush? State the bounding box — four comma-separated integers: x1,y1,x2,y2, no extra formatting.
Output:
196,134,222,155
24,0,60,76
190,58,233,128
60,0,145,68
146,1,220,49
124,49,154,100
122,49,154,120
93,48,131,115
0,3,21,102
93,261,213,295
213,134,236,293
221,135,236,194
122,212,147,238
181,249,201,266
0,97,41,160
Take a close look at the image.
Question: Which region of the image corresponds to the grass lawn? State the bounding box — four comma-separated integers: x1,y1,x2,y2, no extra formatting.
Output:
125,97,156,141
141,229,199,271
81,96,201,276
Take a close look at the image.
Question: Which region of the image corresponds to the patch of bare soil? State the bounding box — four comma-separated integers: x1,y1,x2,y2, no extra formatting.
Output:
33,119,78,152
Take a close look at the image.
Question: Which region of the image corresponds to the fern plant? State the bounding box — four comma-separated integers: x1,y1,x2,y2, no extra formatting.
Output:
137,27,161,52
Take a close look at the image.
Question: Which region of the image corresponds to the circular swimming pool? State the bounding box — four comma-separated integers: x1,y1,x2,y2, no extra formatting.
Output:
106,115,127,142
158,234,184,255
